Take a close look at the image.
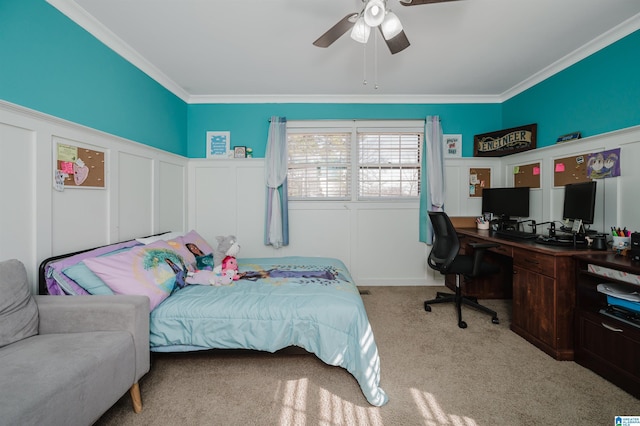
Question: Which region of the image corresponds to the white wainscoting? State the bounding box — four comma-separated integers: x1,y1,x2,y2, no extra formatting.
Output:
501,126,640,233
0,101,188,292
187,158,503,286
3,98,639,291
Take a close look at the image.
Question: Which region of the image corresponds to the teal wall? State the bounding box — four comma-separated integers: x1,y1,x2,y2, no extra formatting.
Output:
1,1,638,158
188,29,640,158
187,103,501,158
502,30,640,148
0,0,188,156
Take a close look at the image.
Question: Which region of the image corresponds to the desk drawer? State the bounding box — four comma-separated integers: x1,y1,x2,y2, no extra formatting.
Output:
513,248,555,276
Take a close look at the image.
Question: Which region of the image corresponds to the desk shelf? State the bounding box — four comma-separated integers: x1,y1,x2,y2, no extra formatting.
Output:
574,253,640,399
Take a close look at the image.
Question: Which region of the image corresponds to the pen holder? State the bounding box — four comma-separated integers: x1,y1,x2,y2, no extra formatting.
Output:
611,236,630,251
477,222,490,230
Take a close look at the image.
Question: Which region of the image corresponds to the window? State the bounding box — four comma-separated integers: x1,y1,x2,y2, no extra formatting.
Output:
287,132,351,199
358,132,422,198
287,121,423,201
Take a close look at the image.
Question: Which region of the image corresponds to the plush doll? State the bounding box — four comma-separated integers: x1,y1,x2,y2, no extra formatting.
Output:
210,269,235,286
213,235,240,273
221,255,240,281
186,269,235,286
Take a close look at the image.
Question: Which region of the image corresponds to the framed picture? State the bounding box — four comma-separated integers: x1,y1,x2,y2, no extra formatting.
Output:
233,146,246,158
206,131,230,159
443,134,462,158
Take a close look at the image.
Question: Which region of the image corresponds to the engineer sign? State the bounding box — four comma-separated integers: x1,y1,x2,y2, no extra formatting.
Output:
474,124,537,157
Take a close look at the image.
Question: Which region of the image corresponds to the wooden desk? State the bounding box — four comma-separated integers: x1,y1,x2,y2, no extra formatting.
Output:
450,228,594,361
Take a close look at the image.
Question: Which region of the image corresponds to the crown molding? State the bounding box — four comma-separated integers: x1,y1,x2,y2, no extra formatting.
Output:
187,94,502,104
46,0,191,102
500,13,640,102
47,1,640,106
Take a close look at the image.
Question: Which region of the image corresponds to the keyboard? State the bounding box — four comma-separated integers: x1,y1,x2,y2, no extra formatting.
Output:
492,229,539,240
535,235,587,247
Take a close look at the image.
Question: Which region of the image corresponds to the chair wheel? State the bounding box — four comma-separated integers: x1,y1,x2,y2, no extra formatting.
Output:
458,321,467,329
492,317,500,324
424,303,431,312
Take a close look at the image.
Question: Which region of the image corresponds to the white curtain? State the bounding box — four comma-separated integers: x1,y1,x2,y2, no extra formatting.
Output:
264,116,289,248
419,115,445,244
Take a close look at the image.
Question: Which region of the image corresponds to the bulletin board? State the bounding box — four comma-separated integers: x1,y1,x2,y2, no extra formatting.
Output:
469,168,491,197
553,154,589,187
55,142,105,189
514,162,541,188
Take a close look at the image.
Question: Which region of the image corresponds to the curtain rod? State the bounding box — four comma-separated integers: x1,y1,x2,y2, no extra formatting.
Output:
269,118,432,122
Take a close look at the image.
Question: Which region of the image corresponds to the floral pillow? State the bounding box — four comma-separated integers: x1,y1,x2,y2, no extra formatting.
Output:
83,240,189,310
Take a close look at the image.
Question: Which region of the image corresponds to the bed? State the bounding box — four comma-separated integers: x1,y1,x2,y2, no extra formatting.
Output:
38,231,388,406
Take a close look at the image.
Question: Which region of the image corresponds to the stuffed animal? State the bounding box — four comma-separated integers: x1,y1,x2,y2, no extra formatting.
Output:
210,269,236,286
213,235,240,273
185,269,235,286
221,255,240,281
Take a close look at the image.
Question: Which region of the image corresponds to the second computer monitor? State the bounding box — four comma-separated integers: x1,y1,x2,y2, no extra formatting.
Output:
562,180,597,225
481,187,530,219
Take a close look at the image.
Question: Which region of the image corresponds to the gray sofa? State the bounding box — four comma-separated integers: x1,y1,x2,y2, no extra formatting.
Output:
0,259,150,426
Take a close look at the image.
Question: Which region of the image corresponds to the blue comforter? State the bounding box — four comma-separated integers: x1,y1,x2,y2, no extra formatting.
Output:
149,256,388,406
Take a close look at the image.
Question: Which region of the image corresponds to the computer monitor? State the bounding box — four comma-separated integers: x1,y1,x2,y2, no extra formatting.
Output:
481,187,530,219
562,181,597,225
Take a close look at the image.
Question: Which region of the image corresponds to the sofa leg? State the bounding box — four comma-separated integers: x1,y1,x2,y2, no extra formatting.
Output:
130,383,142,413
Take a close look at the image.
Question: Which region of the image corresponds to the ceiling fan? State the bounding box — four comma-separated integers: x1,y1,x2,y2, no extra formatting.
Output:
313,0,462,54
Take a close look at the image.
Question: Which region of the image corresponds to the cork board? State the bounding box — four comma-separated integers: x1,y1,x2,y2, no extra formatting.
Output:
56,142,105,189
514,162,541,188
469,167,491,197
553,154,589,187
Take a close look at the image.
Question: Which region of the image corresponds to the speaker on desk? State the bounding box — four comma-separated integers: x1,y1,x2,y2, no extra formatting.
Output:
631,232,640,261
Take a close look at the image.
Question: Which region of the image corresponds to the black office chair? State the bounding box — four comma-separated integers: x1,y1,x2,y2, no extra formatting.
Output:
425,211,501,329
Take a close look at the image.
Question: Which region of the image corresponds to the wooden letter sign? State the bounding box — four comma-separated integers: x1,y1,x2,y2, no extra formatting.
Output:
474,124,537,157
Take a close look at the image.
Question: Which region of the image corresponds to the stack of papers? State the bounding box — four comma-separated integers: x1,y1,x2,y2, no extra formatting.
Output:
597,283,640,302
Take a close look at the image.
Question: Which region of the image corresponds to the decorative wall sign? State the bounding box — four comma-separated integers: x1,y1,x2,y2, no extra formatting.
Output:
556,131,581,143
443,134,462,158
206,131,230,159
473,124,537,157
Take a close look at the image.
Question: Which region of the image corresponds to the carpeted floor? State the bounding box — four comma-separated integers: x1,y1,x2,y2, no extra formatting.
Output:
95,286,638,425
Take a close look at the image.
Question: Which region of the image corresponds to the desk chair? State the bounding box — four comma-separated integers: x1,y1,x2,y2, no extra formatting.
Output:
425,211,501,328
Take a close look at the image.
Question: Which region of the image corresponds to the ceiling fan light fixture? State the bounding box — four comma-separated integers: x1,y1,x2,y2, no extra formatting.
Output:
350,16,371,43
380,11,402,39
363,0,386,27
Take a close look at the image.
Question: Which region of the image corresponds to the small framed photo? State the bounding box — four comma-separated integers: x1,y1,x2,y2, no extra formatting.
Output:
233,146,247,158
206,131,230,159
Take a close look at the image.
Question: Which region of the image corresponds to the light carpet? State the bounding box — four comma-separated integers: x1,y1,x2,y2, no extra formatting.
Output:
95,286,638,425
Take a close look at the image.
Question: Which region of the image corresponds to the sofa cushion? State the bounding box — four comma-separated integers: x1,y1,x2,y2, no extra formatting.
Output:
0,259,39,348
0,331,135,426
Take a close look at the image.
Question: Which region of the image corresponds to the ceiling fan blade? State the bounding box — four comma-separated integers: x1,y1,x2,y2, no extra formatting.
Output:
379,27,410,54
313,13,358,48
399,0,461,6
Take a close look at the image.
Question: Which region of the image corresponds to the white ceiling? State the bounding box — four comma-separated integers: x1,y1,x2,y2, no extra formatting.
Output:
49,0,640,103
